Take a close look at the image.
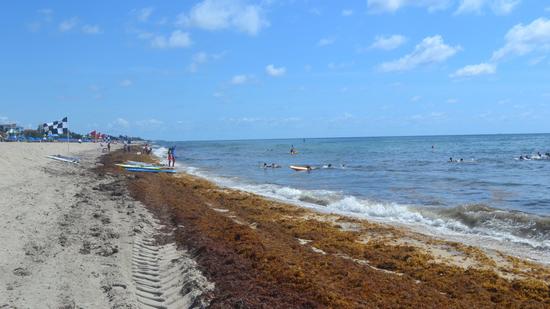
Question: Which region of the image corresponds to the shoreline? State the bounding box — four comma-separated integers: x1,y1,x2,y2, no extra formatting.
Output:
103,150,550,307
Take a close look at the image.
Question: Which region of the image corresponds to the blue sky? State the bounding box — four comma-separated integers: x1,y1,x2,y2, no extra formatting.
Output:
1,0,550,140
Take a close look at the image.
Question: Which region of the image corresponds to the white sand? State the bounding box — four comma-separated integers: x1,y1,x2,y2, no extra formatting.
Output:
0,143,212,308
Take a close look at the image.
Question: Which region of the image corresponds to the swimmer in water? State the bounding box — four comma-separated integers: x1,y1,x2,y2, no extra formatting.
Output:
290,145,297,155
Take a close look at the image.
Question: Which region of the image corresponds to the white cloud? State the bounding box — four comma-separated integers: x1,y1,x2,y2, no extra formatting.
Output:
409,112,447,122
120,79,133,87
380,35,461,72
447,98,459,103
309,8,322,16
318,37,335,47
59,17,78,32
139,119,163,126
27,9,54,33
38,9,54,22
492,18,550,60
231,74,250,85
177,0,268,36
82,24,101,34
189,52,208,72
226,117,301,125
265,64,286,77
367,0,452,13
411,95,422,102
188,51,225,72
450,62,496,77
528,55,547,66
151,30,192,48
115,118,130,128
341,9,353,16
136,7,154,22
370,35,407,50
455,0,520,15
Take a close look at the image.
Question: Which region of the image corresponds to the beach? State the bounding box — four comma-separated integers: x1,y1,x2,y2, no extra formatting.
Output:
1,143,549,308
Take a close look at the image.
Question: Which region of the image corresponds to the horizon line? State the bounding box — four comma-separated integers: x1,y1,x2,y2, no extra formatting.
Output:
153,131,550,143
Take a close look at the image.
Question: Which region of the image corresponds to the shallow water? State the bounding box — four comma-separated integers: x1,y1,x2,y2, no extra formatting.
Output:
155,134,550,259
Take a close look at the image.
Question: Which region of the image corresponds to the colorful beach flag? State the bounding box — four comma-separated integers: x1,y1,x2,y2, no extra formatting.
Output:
43,117,68,135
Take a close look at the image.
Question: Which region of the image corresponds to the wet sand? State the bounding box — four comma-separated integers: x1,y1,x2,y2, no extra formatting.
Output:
100,150,550,308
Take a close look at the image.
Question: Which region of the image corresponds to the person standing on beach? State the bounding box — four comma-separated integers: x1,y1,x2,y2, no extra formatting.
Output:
167,146,176,167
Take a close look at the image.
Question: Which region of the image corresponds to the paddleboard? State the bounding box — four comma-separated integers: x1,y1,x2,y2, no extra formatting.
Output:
125,167,176,173
116,163,163,170
290,165,310,171
126,161,156,167
46,155,80,164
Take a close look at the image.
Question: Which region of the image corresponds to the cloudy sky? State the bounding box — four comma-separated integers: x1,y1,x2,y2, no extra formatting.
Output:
1,0,550,140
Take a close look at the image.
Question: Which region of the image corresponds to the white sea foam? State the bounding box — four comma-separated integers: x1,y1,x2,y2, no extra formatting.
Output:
153,146,168,164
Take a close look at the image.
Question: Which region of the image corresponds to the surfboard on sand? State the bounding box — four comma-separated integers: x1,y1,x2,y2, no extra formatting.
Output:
46,155,80,164
290,165,311,171
125,167,176,173
116,163,161,169
116,163,174,170
126,161,156,167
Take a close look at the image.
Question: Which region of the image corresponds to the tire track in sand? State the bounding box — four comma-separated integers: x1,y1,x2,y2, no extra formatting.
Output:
132,215,213,309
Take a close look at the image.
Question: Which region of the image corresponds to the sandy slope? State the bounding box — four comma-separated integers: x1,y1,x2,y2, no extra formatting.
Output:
0,143,211,308
0,143,134,307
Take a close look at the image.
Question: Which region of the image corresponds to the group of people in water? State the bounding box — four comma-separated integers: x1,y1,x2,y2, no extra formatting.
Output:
262,163,281,169
518,152,550,161
260,145,348,171
449,151,550,163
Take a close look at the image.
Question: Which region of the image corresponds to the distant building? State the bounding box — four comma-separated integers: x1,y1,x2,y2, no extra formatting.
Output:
0,123,16,132
0,123,23,134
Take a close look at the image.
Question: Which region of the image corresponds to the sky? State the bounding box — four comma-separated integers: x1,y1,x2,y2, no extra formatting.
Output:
1,0,550,141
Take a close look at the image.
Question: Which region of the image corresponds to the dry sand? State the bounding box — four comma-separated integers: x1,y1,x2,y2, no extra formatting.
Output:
0,143,211,308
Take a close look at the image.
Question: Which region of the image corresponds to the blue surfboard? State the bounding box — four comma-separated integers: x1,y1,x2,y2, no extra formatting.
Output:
125,167,176,173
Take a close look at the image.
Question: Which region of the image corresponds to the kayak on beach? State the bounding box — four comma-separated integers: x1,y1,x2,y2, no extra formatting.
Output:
115,163,171,170
125,167,177,173
46,154,80,164
125,161,157,167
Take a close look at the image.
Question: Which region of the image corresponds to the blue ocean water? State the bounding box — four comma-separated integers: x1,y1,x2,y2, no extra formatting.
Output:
155,134,550,254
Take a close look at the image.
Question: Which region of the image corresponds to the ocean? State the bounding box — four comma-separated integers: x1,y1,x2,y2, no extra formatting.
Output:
154,134,550,262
